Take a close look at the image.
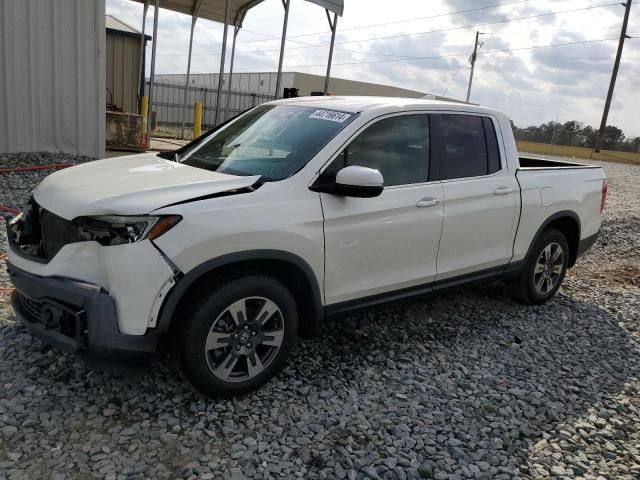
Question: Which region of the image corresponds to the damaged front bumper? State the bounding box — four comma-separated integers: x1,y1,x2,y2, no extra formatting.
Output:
7,262,159,368
5,206,181,370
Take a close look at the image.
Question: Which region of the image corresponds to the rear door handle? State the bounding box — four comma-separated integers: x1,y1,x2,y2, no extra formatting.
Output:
494,187,515,195
416,197,441,208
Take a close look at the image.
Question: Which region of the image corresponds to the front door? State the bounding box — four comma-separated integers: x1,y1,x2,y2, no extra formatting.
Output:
319,113,445,306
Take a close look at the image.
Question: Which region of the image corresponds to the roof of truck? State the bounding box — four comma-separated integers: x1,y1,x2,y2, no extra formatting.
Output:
270,95,503,117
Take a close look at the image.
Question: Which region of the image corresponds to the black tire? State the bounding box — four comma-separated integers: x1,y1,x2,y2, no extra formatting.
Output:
178,271,298,398
509,228,569,305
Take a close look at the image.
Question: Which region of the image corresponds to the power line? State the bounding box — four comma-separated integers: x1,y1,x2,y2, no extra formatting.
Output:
166,54,615,76
482,25,621,36
226,37,619,71
162,54,621,75
158,36,619,67
257,0,532,39
443,64,466,97
156,1,620,61
235,1,618,46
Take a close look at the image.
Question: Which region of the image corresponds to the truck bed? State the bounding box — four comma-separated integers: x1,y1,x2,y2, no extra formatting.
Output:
518,156,600,170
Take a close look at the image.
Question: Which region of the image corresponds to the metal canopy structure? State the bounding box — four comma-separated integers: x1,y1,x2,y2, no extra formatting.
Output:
132,0,344,143
131,0,267,26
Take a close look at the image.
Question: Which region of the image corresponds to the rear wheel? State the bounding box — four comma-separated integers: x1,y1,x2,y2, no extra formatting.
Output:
510,228,569,304
178,272,298,398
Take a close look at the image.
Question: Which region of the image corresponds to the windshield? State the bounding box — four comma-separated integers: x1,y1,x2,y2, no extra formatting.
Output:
180,105,356,181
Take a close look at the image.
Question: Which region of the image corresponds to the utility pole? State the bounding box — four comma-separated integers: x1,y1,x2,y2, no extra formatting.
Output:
466,31,483,103
595,0,632,152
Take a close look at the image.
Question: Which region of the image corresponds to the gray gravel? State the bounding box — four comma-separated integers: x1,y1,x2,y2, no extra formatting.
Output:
1,152,639,480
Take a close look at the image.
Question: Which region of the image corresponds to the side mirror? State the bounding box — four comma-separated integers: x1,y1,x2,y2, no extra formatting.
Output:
332,165,384,198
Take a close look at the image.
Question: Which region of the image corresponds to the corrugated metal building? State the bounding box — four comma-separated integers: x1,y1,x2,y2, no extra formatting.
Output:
106,15,149,114
0,0,106,158
155,71,449,99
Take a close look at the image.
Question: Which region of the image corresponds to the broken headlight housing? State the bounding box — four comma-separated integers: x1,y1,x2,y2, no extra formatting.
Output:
73,215,181,246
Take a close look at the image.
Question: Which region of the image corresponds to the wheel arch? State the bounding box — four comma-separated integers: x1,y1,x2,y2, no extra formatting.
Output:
156,250,324,339
526,210,581,268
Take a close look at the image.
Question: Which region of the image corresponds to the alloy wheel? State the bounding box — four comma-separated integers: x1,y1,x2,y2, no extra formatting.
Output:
533,242,564,295
204,296,285,382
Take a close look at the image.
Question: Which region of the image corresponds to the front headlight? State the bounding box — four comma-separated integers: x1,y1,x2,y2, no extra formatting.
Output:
73,215,181,246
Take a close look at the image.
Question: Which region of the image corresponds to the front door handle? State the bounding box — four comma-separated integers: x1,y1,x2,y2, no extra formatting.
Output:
416,197,441,208
494,186,515,195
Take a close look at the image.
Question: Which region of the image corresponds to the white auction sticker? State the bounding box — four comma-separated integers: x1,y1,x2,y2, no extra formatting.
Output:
309,109,351,123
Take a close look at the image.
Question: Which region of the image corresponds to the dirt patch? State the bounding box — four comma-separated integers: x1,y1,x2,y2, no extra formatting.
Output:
582,263,640,288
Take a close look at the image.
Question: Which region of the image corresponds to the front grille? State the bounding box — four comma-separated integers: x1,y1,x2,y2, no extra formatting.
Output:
16,292,43,322
8,199,78,262
14,292,87,341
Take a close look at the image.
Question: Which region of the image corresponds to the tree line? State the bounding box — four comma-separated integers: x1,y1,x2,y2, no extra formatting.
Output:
511,120,640,153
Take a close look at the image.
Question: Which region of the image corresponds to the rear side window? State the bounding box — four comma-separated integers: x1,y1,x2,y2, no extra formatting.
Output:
432,114,502,180
340,115,430,186
483,117,501,174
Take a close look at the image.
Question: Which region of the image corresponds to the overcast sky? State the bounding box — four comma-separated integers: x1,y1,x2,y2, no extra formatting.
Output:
106,0,639,138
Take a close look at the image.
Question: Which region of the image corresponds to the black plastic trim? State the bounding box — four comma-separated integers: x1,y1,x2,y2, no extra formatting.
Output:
577,229,600,258
522,210,581,267
326,264,509,317
156,250,324,335
7,262,159,368
310,182,383,198
518,156,600,169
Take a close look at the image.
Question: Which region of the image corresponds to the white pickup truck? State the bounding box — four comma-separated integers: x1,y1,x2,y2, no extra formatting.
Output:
6,97,606,397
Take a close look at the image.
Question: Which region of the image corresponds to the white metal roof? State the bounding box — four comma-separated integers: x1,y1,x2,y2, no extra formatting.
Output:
106,14,141,34
129,0,343,26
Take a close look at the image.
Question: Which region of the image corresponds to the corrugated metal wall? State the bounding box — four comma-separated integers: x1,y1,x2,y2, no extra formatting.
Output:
0,0,106,158
106,31,141,114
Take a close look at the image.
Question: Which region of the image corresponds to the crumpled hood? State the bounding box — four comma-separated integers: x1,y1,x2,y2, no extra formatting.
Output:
33,153,260,220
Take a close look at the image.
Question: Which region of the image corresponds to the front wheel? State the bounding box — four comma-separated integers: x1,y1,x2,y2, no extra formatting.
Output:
178,272,298,398
510,228,569,304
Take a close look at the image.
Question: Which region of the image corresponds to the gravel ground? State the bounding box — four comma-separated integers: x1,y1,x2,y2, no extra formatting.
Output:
0,153,639,480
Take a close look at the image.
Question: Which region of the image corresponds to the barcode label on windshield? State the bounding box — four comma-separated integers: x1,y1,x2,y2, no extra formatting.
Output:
309,110,351,123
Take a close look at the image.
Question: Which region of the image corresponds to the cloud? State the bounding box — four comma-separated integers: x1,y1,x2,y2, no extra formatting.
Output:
105,0,640,137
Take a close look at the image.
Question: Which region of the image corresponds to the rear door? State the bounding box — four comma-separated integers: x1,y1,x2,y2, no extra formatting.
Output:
431,113,519,280
319,113,445,306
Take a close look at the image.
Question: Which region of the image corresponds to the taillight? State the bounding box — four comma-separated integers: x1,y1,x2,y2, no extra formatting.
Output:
600,179,608,214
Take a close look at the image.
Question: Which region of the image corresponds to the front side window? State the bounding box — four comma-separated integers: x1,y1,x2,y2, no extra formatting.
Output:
180,105,355,181
326,115,430,187
434,114,502,180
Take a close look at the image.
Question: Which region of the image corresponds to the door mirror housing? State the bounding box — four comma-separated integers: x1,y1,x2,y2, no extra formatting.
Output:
312,165,384,198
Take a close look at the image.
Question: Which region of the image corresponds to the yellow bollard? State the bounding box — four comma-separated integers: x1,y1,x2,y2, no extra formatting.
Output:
140,96,149,135
193,101,202,139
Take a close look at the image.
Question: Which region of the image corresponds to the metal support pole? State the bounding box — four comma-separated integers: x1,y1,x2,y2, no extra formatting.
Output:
225,26,240,117
214,0,230,126
595,0,632,152
323,10,338,95
181,16,197,139
137,0,149,109
180,1,204,139
146,0,159,145
466,31,482,103
274,0,290,99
